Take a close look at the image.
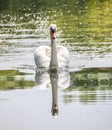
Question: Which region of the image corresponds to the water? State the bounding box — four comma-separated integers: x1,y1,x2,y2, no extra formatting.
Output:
0,0,112,130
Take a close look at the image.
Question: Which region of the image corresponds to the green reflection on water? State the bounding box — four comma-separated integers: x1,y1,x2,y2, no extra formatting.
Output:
0,70,34,90
63,67,112,104
0,0,112,42
70,67,112,91
0,68,112,105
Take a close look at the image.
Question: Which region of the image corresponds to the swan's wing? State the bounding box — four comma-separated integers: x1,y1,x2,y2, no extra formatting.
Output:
34,46,51,68
57,45,69,68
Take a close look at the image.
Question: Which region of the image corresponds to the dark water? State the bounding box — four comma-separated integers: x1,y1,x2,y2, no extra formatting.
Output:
0,0,112,130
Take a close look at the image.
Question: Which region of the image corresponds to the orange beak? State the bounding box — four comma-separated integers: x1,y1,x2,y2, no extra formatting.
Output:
52,32,56,39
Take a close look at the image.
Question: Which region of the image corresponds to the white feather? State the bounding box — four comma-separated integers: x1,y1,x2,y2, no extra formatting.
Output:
34,45,50,68
34,45,69,68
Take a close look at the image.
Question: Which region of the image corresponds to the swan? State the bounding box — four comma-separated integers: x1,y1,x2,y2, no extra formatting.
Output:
34,24,69,70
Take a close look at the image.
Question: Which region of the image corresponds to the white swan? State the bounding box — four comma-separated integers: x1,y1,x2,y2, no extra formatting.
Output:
34,24,69,70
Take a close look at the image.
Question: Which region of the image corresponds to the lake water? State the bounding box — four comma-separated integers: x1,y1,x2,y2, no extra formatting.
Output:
0,0,112,130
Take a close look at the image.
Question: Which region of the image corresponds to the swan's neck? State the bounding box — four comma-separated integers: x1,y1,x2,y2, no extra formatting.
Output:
49,39,58,70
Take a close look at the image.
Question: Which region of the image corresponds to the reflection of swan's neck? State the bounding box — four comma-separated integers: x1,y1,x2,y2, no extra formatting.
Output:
49,38,58,70
50,73,58,116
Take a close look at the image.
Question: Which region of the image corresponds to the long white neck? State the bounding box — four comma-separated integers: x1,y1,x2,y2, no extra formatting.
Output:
49,38,58,69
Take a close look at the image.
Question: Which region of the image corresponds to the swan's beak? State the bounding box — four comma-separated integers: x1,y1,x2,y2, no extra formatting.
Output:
52,32,56,39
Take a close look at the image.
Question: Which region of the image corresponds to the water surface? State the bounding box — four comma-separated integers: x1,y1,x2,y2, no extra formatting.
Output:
0,0,112,130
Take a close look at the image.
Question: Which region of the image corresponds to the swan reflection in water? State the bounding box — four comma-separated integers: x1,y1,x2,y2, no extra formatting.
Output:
35,71,70,117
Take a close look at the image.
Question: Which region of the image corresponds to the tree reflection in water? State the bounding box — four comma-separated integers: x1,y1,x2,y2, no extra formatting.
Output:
63,67,112,104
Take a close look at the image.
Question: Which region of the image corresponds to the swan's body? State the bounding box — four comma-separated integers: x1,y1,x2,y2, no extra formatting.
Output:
34,24,69,70
34,45,69,68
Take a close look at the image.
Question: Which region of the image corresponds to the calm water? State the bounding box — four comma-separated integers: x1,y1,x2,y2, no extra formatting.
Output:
0,0,112,130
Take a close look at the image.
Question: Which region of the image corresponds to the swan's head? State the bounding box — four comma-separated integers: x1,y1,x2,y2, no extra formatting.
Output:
50,24,57,39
